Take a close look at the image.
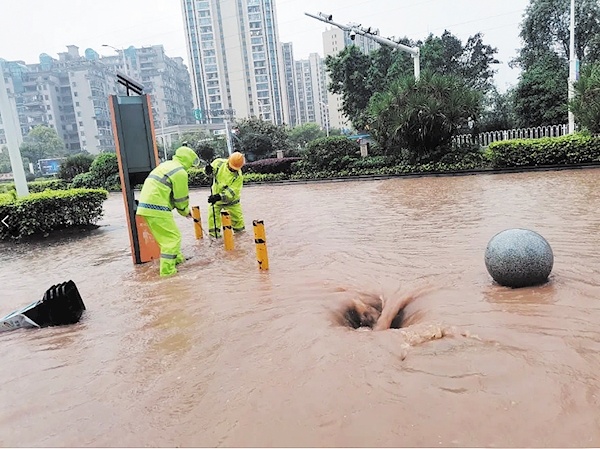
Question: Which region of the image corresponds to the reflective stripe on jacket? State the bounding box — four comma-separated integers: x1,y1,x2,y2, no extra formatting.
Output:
210,158,243,205
137,160,190,217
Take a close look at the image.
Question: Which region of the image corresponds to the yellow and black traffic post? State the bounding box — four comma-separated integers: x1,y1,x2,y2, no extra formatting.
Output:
221,210,234,250
253,220,269,270
192,206,203,239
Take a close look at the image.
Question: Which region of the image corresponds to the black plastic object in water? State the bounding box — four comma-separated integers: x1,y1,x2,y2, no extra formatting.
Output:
0,280,86,332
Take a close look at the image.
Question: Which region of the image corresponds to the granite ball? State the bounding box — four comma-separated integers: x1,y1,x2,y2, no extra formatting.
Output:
485,228,554,288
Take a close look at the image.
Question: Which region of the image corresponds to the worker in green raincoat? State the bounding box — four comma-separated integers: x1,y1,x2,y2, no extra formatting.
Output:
136,146,200,277
205,151,246,238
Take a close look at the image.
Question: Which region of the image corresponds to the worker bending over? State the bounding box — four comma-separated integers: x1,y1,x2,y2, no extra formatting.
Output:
205,152,246,238
136,146,199,276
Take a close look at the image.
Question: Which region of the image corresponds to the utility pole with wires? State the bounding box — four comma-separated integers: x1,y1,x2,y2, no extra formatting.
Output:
305,11,420,81
568,0,579,134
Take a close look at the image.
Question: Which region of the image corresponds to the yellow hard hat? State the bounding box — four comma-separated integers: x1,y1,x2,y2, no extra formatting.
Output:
228,152,245,171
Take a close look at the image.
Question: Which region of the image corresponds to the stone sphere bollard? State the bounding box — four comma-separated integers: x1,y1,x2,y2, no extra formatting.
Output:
484,228,554,288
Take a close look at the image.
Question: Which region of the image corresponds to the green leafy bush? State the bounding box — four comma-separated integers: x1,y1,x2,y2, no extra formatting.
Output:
0,192,14,204
296,136,361,172
71,172,101,189
487,134,600,168
58,153,96,182
70,153,121,191
367,71,483,162
0,188,108,241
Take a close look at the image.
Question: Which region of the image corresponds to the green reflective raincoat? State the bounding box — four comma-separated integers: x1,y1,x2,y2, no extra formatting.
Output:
136,146,199,276
207,158,245,238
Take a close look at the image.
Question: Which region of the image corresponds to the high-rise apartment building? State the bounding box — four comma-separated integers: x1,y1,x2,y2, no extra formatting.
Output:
322,27,379,131
293,53,329,130
101,45,195,130
0,45,194,156
181,0,288,125
281,42,299,127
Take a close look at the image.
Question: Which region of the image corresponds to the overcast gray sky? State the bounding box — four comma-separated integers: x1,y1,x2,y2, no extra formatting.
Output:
0,0,529,92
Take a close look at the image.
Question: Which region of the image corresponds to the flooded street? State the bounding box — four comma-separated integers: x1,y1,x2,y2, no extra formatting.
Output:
1,168,600,447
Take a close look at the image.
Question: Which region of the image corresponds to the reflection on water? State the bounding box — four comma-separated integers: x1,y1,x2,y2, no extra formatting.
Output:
1,169,600,447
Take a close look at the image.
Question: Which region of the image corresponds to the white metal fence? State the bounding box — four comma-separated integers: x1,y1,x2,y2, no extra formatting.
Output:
453,124,569,147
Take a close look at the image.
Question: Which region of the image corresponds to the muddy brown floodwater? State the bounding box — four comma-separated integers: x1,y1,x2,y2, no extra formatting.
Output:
1,169,600,447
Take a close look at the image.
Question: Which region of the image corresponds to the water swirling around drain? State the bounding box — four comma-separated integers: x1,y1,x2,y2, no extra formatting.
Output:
334,289,424,331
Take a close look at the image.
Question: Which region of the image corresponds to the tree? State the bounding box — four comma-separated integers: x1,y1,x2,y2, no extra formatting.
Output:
514,51,569,127
232,117,290,160
517,0,600,69
479,88,518,132
421,31,499,92
289,123,326,149
570,62,600,133
367,70,483,162
325,30,499,130
512,0,600,126
19,125,67,165
57,153,95,182
169,131,226,161
325,45,374,130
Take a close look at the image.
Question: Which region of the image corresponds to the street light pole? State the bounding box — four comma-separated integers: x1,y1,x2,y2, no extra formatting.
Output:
305,12,420,81
568,0,578,134
102,44,128,77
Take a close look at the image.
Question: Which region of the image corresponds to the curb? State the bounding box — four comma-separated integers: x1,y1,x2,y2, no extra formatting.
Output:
186,163,600,189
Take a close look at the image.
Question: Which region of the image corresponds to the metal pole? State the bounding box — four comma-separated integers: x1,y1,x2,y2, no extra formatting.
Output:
413,47,420,82
568,0,577,134
0,65,29,197
224,120,233,156
305,12,420,80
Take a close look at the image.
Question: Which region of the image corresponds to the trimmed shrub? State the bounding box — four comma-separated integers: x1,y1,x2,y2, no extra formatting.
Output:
0,188,109,241
71,172,101,189
70,152,121,190
244,173,289,183
0,192,15,204
244,157,301,174
186,168,288,187
0,179,70,193
28,179,69,192
297,136,361,171
488,134,600,168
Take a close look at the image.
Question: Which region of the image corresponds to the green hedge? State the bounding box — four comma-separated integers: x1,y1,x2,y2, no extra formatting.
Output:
0,188,109,241
187,169,289,187
487,134,600,168
0,179,69,193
